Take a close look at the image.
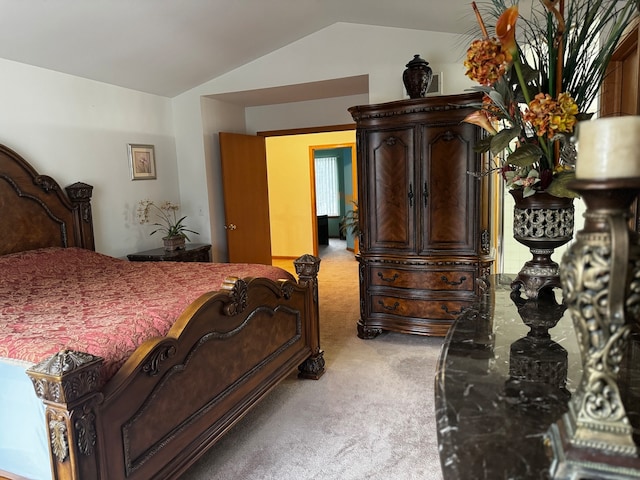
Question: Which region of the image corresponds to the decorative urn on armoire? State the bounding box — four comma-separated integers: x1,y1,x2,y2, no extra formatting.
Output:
348,92,494,339
402,54,433,98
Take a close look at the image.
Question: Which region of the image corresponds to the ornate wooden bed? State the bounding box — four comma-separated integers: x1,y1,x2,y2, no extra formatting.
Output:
0,144,324,480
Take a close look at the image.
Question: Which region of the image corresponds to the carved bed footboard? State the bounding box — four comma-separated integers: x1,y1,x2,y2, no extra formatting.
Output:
26,255,323,480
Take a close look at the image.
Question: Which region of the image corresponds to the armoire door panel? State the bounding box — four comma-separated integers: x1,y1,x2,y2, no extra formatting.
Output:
366,128,415,251
421,125,476,252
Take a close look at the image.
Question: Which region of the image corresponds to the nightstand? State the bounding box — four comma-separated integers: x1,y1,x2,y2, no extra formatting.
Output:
127,243,212,263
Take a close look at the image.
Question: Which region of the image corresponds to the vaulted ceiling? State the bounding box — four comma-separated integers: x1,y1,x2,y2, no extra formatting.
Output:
0,1,504,98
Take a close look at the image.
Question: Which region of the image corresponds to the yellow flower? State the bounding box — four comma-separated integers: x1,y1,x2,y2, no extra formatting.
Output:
464,38,510,86
554,163,572,174
550,92,578,134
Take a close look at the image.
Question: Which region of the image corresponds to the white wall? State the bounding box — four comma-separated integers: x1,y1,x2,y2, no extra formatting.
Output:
245,94,368,134
0,57,178,258
171,95,246,262
172,22,477,261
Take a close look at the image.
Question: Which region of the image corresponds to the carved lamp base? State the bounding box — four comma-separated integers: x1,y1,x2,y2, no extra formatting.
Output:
547,178,640,479
548,410,640,480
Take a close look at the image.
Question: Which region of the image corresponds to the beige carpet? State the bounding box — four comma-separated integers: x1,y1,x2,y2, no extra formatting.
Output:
182,240,445,479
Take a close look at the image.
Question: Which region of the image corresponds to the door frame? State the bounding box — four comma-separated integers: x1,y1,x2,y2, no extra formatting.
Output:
257,124,356,259
308,143,357,256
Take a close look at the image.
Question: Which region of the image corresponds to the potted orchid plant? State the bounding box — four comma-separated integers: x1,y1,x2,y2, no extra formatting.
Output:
136,200,199,251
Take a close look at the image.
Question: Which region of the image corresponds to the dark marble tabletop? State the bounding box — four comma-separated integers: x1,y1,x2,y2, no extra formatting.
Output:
435,275,584,480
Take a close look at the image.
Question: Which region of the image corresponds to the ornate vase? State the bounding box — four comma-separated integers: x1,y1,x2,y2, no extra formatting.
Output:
509,189,574,298
402,54,433,99
163,235,185,251
547,178,640,479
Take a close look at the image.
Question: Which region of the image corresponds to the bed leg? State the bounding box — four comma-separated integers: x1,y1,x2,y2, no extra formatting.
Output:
297,353,325,380
294,254,325,380
26,350,104,480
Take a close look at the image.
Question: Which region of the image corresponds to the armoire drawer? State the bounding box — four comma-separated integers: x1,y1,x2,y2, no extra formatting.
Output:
370,295,472,320
369,266,474,291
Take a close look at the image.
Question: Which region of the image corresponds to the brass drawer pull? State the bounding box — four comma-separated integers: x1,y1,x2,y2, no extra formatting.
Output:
441,304,465,316
441,275,467,286
377,272,399,283
378,300,400,311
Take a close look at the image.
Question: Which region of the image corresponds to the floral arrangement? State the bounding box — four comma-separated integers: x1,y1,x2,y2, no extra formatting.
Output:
136,200,199,240
463,0,638,197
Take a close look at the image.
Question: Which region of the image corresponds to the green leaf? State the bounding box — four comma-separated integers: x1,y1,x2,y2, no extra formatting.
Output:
545,171,580,199
466,85,493,96
519,62,538,85
576,112,593,123
473,136,492,154
506,143,543,168
490,127,520,155
494,77,511,101
487,90,506,111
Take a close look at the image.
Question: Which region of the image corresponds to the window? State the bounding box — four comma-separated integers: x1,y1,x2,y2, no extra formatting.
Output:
314,156,340,216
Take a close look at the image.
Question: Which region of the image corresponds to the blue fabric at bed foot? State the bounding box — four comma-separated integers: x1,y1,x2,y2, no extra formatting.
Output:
0,358,50,480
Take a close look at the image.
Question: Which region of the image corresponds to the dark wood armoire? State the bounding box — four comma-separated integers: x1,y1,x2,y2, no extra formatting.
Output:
348,92,494,338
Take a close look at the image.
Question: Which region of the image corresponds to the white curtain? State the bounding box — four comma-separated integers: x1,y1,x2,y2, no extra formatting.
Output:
315,156,339,216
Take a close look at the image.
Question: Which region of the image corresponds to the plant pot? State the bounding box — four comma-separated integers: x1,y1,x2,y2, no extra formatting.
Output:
163,235,185,251
509,189,574,298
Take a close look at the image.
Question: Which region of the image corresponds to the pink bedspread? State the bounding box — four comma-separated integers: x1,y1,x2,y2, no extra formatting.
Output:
0,247,295,381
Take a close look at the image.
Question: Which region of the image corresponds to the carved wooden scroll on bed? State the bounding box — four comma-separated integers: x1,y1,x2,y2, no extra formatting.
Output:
0,144,324,480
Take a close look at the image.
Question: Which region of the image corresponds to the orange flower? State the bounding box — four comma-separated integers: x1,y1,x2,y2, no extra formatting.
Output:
462,110,498,135
496,6,519,57
464,38,510,86
523,92,578,138
523,93,556,137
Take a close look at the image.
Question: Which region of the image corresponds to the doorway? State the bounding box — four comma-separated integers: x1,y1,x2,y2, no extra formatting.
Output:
310,144,357,258
263,130,356,261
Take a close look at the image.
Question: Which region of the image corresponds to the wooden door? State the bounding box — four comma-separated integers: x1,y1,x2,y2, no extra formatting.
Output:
361,127,416,253
219,132,272,264
420,122,477,254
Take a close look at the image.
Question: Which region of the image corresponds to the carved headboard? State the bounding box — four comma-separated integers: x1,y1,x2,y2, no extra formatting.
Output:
0,144,94,255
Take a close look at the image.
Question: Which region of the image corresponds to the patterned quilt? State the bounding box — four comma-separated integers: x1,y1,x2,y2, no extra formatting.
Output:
0,247,294,381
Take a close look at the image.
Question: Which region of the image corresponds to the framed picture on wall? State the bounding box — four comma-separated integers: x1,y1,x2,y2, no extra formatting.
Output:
128,144,156,180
